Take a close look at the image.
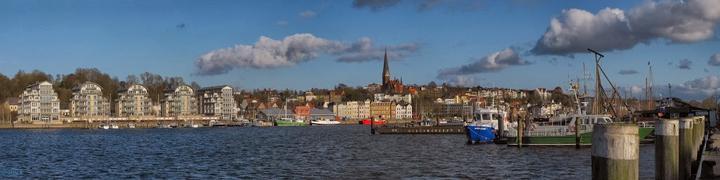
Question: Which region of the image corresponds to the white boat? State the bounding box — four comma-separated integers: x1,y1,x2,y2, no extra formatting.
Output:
128,123,136,128
99,124,110,130
111,124,119,129
190,124,200,128
311,119,341,125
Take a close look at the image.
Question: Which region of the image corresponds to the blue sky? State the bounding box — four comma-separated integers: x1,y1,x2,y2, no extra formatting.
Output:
1,0,719,99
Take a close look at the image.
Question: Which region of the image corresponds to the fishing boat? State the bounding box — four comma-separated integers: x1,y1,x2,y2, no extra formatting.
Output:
507,49,654,146
465,108,506,144
310,118,341,125
275,118,307,126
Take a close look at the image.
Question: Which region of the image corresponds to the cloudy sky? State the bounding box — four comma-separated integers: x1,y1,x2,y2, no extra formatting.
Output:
1,0,719,99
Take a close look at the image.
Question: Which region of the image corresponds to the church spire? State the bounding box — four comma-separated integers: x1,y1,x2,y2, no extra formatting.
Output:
382,48,390,86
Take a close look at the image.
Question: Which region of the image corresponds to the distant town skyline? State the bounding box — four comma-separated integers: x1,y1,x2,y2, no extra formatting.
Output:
1,0,719,100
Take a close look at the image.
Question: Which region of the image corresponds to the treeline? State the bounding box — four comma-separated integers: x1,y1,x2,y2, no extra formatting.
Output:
0,68,201,109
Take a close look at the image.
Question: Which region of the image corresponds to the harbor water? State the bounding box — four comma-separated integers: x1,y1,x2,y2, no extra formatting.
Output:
0,125,656,179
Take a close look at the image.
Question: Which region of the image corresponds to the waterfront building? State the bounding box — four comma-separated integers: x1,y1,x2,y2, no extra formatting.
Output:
17,81,60,122
309,108,334,120
334,101,359,120
294,104,311,120
395,102,413,119
373,93,412,104
435,103,473,118
161,85,198,117
358,99,371,119
370,101,395,120
116,84,153,117
70,82,110,118
197,85,237,120
5,97,19,112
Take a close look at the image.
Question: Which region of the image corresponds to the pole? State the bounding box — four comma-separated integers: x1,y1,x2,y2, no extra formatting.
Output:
575,116,580,149
679,117,693,179
655,118,679,180
591,123,639,180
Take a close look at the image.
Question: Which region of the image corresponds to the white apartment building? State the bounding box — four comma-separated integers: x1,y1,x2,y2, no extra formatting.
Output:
161,85,198,117
18,81,60,122
116,84,153,117
70,82,110,118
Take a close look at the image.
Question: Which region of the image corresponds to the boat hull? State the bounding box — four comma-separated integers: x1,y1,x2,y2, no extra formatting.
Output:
311,121,341,125
506,127,654,146
465,125,496,144
360,119,386,125
275,120,307,126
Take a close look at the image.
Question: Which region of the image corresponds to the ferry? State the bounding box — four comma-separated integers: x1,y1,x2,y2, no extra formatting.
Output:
465,108,506,144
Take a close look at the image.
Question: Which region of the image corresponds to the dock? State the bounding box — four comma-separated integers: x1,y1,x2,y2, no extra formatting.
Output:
374,125,465,134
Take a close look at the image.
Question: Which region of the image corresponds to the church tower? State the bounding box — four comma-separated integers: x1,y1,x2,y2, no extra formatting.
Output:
382,49,390,86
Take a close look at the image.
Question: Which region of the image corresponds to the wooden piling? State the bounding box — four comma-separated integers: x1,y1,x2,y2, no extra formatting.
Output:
655,119,679,180
591,123,639,180
679,117,694,179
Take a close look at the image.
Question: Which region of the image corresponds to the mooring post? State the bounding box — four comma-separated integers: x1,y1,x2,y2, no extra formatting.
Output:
517,115,523,148
575,116,581,149
679,117,694,179
591,123,639,180
655,118,679,180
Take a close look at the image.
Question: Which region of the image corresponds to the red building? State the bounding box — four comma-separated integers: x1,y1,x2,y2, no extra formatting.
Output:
294,104,311,120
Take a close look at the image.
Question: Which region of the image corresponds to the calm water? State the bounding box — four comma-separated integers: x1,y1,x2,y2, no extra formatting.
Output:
0,125,655,179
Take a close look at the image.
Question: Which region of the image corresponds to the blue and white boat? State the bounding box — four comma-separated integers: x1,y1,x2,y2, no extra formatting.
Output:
465,108,506,144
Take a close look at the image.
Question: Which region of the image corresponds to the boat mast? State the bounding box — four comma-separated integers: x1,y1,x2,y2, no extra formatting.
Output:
590,49,605,115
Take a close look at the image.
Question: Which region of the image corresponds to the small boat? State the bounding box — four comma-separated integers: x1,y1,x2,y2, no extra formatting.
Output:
190,124,200,128
311,119,341,125
127,123,136,129
111,124,119,129
99,124,110,130
465,108,505,144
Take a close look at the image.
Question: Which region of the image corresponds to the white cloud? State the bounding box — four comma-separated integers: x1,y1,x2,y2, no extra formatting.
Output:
437,48,527,79
532,0,720,56
677,59,692,69
709,53,720,66
195,34,419,75
299,10,316,18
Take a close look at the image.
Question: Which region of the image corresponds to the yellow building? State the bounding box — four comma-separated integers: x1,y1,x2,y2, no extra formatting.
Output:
370,101,395,120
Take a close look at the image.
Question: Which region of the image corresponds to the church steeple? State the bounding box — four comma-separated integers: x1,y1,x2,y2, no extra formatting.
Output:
382,48,390,85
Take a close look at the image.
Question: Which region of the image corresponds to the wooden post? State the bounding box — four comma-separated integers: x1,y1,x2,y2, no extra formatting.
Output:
517,115,523,147
679,117,694,179
575,116,581,149
591,123,639,180
655,118,679,180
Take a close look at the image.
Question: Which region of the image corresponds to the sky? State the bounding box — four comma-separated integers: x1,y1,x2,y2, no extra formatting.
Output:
1,0,719,100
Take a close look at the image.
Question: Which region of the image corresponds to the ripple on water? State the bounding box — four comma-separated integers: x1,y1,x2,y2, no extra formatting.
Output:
0,126,655,178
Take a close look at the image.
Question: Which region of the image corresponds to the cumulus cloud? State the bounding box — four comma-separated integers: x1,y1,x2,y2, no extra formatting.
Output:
623,76,720,100
443,75,480,87
299,10,316,18
353,0,401,11
437,48,527,79
619,69,639,75
709,53,720,66
532,0,720,56
676,75,720,99
677,59,692,69
195,33,419,75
